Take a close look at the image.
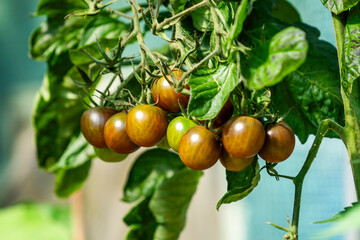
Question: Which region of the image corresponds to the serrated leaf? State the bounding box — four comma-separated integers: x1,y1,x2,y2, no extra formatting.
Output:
342,4,360,97
320,0,360,15
123,149,185,203
49,133,95,172
188,62,238,120
313,202,360,238
149,168,203,240
55,160,92,198
243,1,344,143
35,0,88,18
217,159,260,210
242,26,308,90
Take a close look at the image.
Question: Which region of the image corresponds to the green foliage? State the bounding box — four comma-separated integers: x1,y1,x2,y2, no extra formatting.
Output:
188,63,238,120
0,203,70,240
124,150,202,240
321,0,360,14
242,26,308,90
217,159,260,210
313,202,360,237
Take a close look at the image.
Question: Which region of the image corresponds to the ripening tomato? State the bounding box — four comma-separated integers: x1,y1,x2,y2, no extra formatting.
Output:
94,147,128,162
258,121,295,163
151,68,189,113
222,115,265,158
178,125,221,170
126,105,168,147
157,135,170,150
166,116,198,152
212,98,234,129
104,112,140,154
80,107,117,148
220,149,254,172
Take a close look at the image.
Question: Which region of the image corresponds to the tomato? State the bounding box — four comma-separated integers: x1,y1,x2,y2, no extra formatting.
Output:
222,115,265,158
220,149,254,172
212,98,234,129
166,116,198,152
178,125,221,170
126,105,168,147
104,112,140,154
157,135,170,150
94,147,128,162
80,107,117,148
151,68,189,113
258,121,295,163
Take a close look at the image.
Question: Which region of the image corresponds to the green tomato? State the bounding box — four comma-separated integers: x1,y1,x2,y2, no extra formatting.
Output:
167,116,197,152
157,135,170,150
94,147,128,162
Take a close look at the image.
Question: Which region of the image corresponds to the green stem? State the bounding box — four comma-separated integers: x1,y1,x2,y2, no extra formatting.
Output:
291,119,345,239
332,11,360,200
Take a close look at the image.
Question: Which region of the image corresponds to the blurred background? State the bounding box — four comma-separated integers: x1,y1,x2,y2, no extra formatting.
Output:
0,0,357,239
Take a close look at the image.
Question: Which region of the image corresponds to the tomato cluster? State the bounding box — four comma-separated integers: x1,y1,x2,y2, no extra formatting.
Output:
80,70,295,169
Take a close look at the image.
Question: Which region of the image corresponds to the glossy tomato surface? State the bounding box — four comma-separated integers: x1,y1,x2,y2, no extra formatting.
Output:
166,116,198,152
126,105,168,147
104,112,140,154
151,68,189,113
258,121,295,163
178,126,221,170
222,115,265,158
212,98,234,129
220,149,254,172
80,107,117,148
94,147,128,162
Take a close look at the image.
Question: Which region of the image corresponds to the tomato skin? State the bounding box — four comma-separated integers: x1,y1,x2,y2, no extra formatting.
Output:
104,112,140,154
222,115,265,158
151,68,189,113
178,126,221,170
220,149,254,172
212,99,234,129
126,105,168,147
258,121,295,163
94,147,128,162
166,116,198,152
80,107,117,148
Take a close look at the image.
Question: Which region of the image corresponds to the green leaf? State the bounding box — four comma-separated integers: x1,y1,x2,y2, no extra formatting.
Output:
49,133,95,172
342,4,360,97
36,0,88,18
149,168,203,240
0,203,70,240
55,160,92,198
188,62,238,120
272,0,301,24
217,159,260,210
123,149,185,203
242,26,308,90
243,1,344,143
124,198,157,240
321,0,360,15
313,202,360,237
170,0,188,13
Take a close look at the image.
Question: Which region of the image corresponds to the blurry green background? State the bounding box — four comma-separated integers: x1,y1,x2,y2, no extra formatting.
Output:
0,0,357,240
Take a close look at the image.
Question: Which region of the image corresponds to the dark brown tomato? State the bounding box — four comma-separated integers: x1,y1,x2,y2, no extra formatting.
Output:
222,115,265,158
104,112,140,154
220,149,254,172
125,105,168,147
258,121,295,163
151,68,189,113
212,98,234,129
80,107,117,148
178,126,221,170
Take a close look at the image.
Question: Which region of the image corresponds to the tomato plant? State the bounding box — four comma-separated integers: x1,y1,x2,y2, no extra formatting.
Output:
166,116,198,152
30,0,360,239
93,147,128,162
178,125,221,170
